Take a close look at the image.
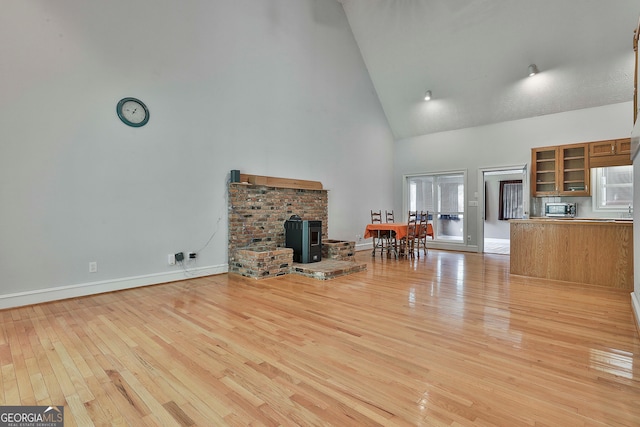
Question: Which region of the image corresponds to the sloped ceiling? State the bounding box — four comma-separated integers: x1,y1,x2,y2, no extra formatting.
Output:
338,0,639,140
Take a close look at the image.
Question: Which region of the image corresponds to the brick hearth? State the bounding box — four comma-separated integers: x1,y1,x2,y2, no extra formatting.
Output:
291,259,367,280
228,180,366,280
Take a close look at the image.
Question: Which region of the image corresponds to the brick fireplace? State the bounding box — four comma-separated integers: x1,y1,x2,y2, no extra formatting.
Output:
228,179,328,278
228,174,364,280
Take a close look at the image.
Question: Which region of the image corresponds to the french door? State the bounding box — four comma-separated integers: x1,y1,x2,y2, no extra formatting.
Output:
406,172,465,243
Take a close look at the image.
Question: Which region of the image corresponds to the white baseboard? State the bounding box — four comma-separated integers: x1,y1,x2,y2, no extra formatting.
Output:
0,264,228,310
631,292,640,336
355,242,372,251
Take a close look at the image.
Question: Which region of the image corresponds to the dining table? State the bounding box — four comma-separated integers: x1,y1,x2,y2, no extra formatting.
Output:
364,222,434,257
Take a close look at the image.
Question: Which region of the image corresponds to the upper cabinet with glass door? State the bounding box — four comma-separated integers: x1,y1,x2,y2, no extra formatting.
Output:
531,143,590,197
560,144,590,195
531,146,558,196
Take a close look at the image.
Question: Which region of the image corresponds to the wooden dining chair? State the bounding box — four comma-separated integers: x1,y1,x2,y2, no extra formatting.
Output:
385,210,397,250
371,210,398,258
371,210,390,256
371,210,382,224
399,211,418,258
415,210,429,257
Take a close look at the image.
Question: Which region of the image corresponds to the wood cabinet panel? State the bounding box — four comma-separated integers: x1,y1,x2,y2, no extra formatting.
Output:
510,220,633,290
590,140,616,157
616,138,631,155
588,138,632,168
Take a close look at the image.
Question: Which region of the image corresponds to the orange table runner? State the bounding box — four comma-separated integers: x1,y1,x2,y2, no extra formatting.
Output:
365,223,409,240
364,223,433,241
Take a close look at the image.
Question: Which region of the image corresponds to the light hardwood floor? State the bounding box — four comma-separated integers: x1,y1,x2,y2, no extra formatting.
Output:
1,250,639,426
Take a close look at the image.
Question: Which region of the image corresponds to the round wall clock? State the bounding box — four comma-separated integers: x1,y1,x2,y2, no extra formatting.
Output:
116,97,149,127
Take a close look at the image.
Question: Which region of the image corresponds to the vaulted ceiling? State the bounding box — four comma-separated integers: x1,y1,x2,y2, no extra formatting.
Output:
338,0,639,140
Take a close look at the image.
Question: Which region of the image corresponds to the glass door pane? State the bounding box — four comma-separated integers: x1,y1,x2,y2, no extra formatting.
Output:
406,172,464,243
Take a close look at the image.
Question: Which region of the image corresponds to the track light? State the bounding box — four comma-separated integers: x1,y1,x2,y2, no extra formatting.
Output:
528,64,539,77
424,90,432,101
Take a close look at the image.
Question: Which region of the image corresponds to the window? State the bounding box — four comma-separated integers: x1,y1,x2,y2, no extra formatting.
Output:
498,180,523,220
592,165,633,212
406,172,465,242
409,181,417,212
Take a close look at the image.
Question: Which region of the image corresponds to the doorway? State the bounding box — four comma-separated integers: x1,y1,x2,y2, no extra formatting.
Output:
478,166,528,255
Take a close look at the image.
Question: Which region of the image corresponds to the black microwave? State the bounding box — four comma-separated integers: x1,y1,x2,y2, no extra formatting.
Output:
545,202,577,217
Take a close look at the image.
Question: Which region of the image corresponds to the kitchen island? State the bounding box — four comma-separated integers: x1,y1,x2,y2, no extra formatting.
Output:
510,218,633,290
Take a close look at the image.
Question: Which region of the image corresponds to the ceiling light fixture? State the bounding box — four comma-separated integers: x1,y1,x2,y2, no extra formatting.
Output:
424,90,432,101
528,64,539,77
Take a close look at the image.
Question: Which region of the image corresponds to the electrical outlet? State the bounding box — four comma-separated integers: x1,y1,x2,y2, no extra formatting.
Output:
168,254,176,265
188,252,197,259
89,261,97,273
175,252,185,262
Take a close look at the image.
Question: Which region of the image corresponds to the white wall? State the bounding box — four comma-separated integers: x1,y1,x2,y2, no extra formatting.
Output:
395,102,633,250
0,0,394,308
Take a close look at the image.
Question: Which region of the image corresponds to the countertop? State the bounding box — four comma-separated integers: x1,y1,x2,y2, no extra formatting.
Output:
510,217,632,225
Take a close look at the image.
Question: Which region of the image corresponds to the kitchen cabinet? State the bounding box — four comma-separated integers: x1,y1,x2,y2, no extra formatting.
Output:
531,147,557,195
510,218,633,290
531,143,590,196
589,138,632,167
